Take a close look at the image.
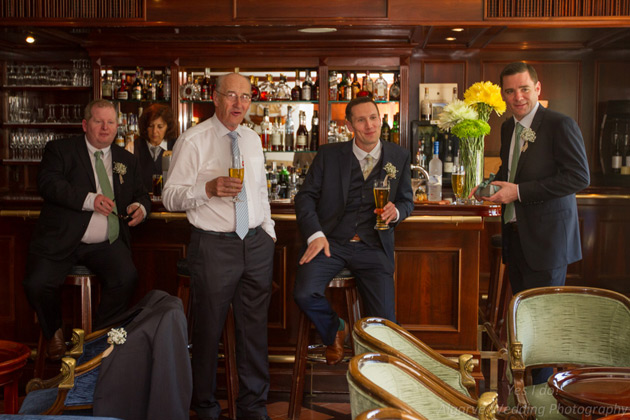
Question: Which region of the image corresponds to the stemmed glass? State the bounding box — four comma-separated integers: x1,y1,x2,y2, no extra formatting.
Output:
451,163,466,204
229,152,244,202
373,179,390,230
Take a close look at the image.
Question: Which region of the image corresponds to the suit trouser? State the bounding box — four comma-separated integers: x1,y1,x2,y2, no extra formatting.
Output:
23,239,138,339
504,224,566,385
293,240,396,346
188,227,275,419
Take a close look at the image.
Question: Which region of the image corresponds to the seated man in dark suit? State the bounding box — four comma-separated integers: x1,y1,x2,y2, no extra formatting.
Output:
294,97,414,365
23,99,151,361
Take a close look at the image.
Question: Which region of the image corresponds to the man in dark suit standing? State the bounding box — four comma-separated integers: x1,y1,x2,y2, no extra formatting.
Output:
23,99,151,361
481,62,590,295
294,97,414,365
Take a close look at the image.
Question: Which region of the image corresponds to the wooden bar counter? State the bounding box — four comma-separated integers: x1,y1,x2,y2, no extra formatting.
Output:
1,190,628,390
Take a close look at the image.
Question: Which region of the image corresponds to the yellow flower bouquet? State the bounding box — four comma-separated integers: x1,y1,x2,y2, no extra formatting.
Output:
438,81,506,202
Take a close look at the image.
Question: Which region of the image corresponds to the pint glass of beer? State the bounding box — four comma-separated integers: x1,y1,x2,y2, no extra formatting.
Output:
373,179,390,230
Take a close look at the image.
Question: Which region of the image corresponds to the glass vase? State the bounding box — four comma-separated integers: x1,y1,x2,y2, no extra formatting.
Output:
459,136,484,204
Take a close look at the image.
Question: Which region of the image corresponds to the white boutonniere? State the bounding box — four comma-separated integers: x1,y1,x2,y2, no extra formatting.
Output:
383,162,397,183
520,127,536,153
107,327,127,345
113,162,127,184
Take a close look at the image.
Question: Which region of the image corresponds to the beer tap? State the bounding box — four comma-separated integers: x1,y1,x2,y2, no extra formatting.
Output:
410,164,429,180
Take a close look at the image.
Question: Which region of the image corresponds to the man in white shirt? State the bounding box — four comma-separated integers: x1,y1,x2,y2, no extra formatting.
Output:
163,73,276,420
24,99,150,361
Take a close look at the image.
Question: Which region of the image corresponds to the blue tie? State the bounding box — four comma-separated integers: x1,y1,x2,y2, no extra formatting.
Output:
229,131,249,240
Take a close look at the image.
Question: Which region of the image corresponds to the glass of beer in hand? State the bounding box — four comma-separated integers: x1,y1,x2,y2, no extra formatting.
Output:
451,163,465,204
373,179,390,230
229,152,244,202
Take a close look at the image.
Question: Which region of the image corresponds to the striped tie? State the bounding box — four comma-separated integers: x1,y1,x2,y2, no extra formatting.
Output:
94,151,119,244
229,131,249,240
504,122,524,222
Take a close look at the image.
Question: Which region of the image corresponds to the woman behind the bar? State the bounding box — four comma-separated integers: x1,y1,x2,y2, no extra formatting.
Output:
127,103,177,191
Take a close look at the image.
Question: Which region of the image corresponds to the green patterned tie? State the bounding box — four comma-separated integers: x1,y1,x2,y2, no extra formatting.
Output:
94,151,119,243
504,122,524,222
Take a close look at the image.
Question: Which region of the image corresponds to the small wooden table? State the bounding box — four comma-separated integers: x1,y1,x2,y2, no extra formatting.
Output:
549,367,630,420
0,340,31,413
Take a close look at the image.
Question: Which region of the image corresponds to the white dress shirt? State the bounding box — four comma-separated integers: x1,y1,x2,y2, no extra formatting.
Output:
162,114,275,239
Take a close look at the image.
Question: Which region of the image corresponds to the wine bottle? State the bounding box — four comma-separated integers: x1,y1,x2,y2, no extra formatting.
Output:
296,111,309,151
291,70,301,101
131,67,143,101
381,114,390,142
443,135,453,177
162,67,171,101
285,106,295,151
390,113,400,145
612,122,622,174
428,140,443,201
302,71,313,101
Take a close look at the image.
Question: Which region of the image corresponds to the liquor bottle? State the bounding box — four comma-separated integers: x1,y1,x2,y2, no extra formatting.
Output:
365,70,374,95
259,74,275,101
624,124,630,168
389,72,401,101
147,70,157,101
278,165,290,199
291,70,301,101
141,72,149,99
390,113,400,145
417,136,427,170
328,71,338,101
201,68,212,101
302,71,313,101
296,111,309,151
274,74,291,100
357,74,371,97
260,107,272,151
192,76,202,100
271,117,283,151
381,114,390,142
612,122,621,174
285,106,295,151
443,135,453,177
116,73,128,100
101,69,113,99
309,110,319,151
351,72,361,99
428,140,443,201
115,114,126,148
328,121,337,144
338,72,350,101
268,162,279,201
131,67,143,101
452,85,458,102
374,72,388,101
421,87,432,121
250,76,260,101
162,67,171,101
180,74,193,101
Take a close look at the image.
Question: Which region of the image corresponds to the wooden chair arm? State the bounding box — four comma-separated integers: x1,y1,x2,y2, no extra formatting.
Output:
458,354,478,399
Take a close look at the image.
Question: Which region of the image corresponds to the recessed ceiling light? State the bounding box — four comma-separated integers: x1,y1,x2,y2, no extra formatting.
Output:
25,35,35,43
446,37,456,41
298,27,337,33
452,28,464,32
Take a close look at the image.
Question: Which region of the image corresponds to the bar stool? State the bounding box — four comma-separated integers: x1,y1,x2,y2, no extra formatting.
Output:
34,265,97,379
176,258,237,420
288,268,362,420
0,340,31,413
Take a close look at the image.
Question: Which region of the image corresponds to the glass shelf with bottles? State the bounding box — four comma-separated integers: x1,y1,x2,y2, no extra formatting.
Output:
101,66,172,103
327,70,400,145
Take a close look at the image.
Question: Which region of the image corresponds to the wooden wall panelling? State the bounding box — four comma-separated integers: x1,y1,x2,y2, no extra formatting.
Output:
235,0,387,19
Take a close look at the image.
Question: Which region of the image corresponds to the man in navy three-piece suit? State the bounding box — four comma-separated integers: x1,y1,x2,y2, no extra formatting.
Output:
23,99,151,361
294,97,414,365
480,62,590,295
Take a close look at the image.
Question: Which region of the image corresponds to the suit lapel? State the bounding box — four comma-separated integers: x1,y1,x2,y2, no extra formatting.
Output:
340,141,353,205
515,105,545,180
77,137,97,191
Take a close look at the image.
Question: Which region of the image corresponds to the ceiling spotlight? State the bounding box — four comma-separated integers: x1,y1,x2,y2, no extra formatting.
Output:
452,28,464,32
25,35,35,44
445,37,456,41
298,27,337,33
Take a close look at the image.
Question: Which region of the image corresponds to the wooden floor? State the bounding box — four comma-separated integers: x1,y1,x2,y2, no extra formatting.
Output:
188,392,352,420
